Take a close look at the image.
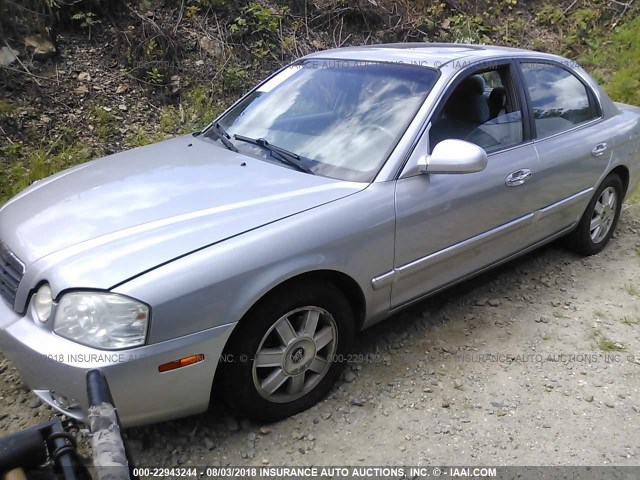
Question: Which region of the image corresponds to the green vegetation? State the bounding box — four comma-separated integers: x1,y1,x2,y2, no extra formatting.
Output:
628,183,640,205
0,99,16,116
0,141,89,203
536,4,564,26
0,81,223,203
92,106,117,142
566,8,602,51
620,315,640,326
1,0,639,207
230,3,282,37
221,65,251,93
591,330,626,352
71,11,101,39
579,16,640,105
228,3,288,63
187,0,233,16
128,85,223,145
625,283,640,298
593,309,608,319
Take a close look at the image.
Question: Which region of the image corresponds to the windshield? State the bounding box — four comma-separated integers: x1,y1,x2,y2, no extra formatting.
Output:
208,60,439,182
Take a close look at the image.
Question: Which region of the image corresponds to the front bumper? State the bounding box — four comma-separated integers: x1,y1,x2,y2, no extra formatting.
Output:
0,300,235,427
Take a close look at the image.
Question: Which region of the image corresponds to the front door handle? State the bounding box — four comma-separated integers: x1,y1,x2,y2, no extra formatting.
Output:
592,143,608,157
505,168,532,187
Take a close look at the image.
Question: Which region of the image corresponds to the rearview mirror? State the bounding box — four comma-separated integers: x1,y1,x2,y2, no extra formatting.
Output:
418,139,488,174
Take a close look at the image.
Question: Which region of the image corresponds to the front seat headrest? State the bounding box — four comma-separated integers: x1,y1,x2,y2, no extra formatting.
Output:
443,75,490,124
457,75,486,95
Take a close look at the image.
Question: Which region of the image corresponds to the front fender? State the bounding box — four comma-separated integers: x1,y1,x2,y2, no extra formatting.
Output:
112,182,397,344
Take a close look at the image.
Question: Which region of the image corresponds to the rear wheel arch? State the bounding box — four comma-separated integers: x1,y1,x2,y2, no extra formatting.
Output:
566,172,624,255
574,166,628,222
608,165,629,197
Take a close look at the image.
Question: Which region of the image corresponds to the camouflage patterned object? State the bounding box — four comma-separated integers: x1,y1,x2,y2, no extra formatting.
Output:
88,403,130,480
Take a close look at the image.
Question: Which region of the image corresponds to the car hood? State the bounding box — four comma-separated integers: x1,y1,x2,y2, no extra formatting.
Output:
0,136,366,292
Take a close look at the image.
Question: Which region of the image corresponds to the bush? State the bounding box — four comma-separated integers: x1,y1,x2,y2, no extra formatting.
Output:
578,16,640,105
605,17,640,105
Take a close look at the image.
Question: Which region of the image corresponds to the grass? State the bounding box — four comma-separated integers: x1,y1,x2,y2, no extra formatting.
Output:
579,16,640,106
628,184,640,205
593,310,608,319
127,85,223,146
0,85,223,206
0,99,16,116
93,106,117,141
591,329,626,352
620,315,640,326
0,140,89,204
597,336,626,352
156,85,223,136
625,283,640,298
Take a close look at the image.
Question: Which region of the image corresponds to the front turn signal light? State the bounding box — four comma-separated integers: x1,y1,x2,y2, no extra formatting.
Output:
158,354,205,372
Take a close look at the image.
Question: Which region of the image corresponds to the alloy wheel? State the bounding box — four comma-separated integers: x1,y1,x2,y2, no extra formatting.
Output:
590,186,617,243
252,306,337,403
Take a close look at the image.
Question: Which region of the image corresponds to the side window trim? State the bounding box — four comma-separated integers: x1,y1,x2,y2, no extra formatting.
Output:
511,58,537,141
516,59,603,141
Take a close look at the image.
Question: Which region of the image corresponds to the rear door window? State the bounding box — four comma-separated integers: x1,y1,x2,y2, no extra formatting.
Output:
520,62,599,138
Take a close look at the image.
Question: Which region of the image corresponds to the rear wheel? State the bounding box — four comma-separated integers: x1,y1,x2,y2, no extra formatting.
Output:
220,281,354,422
566,174,623,255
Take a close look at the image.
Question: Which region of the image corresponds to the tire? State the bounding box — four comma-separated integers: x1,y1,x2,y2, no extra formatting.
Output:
566,174,623,256
219,280,355,422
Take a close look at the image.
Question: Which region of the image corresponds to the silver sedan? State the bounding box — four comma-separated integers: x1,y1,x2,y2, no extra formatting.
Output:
1,43,639,426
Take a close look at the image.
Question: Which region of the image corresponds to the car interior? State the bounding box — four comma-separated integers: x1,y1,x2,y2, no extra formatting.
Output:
429,68,524,153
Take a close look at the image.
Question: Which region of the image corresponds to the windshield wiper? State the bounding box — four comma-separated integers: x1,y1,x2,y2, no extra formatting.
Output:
234,134,314,175
208,123,238,152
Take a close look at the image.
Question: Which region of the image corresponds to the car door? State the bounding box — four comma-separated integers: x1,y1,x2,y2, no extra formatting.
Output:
518,61,609,234
387,62,548,308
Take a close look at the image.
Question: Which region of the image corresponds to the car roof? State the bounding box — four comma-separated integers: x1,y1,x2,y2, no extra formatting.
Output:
302,42,561,69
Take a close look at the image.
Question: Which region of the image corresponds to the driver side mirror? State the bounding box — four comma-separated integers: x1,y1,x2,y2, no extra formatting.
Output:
418,139,488,175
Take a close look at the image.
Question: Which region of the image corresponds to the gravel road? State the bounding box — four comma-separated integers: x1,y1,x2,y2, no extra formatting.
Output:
1,203,639,467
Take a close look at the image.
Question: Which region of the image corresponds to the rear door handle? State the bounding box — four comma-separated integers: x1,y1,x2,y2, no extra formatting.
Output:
505,169,532,187
592,143,608,157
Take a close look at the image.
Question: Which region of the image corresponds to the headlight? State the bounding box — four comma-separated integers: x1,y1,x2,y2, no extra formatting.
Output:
53,292,149,350
33,284,53,323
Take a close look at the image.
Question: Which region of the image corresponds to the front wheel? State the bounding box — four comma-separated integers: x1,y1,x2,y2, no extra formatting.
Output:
566,174,623,256
220,281,354,422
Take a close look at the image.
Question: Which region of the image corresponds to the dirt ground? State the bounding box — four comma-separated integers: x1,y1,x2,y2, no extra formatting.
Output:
1,203,639,468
